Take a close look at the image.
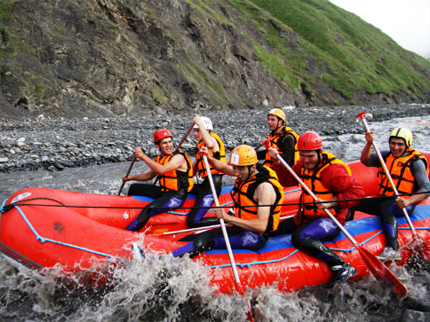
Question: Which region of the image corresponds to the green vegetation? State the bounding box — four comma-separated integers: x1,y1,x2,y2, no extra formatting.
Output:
227,0,430,99
150,87,167,105
0,0,18,23
180,60,231,106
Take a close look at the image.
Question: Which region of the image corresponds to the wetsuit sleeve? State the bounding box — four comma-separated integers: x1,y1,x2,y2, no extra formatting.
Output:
272,160,302,187
277,134,295,166
412,159,430,198
321,164,365,209
362,151,390,167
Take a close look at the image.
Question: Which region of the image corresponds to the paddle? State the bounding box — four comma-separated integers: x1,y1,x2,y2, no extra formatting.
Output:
122,123,195,194
275,153,407,297
356,111,430,261
176,123,195,151
117,156,136,196
202,155,254,321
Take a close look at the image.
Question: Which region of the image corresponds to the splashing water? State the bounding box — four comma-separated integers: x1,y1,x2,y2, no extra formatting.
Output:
1,115,430,321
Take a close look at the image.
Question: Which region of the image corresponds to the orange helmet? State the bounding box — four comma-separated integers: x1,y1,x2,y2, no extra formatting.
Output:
297,131,323,150
228,145,258,166
268,108,286,123
154,129,172,144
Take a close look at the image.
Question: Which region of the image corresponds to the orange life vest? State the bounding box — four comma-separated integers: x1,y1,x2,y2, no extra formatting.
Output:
195,132,226,178
156,150,194,193
301,152,351,217
378,148,429,197
230,164,284,233
265,126,299,167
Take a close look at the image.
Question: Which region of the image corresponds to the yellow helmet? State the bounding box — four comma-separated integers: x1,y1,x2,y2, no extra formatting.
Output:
390,128,413,147
268,108,286,123
228,145,258,166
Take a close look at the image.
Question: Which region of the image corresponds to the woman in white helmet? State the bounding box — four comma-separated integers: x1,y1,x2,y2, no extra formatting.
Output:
186,115,227,227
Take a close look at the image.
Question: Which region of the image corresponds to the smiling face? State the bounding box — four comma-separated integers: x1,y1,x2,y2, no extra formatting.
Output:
156,137,173,156
389,137,407,158
299,150,321,170
267,115,282,132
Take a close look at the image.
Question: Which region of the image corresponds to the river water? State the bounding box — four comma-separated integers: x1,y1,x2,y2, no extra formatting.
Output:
1,115,430,321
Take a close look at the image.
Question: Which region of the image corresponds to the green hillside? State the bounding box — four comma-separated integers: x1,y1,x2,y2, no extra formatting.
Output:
230,0,430,102
0,0,428,118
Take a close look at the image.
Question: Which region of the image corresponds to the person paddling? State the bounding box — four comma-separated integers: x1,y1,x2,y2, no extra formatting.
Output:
350,128,430,260
268,131,365,287
123,129,194,231
186,115,226,228
172,145,284,258
257,108,299,167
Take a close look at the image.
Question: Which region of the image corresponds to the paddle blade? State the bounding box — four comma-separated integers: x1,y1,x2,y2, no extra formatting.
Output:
356,245,407,297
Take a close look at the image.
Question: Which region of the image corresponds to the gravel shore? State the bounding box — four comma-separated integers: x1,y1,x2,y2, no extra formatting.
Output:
1,103,429,173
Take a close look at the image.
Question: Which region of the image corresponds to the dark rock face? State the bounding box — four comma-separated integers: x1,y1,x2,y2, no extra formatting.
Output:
0,0,428,119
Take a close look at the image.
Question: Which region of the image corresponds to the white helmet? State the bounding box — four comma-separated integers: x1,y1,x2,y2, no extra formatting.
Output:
193,116,213,131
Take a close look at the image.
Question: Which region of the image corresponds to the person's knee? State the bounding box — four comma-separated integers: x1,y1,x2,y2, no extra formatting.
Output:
291,231,306,248
186,215,197,228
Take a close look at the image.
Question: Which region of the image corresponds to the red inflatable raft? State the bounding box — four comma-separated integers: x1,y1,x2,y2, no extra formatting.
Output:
1,154,430,294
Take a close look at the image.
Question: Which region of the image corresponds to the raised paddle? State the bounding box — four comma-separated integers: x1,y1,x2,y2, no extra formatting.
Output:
356,111,430,261
275,153,407,297
176,123,195,151
202,155,254,321
120,123,195,195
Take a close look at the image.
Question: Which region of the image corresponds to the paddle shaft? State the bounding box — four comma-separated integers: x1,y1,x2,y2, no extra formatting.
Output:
117,156,136,196
275,155,360,246
276,153,408,297
357,115,417,236
203,156,241,284
176,123,195,151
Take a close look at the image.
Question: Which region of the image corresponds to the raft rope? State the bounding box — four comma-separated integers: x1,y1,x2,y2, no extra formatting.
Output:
0,191,424,214
211,226,430,270
2,198,430,271
5,203,112,258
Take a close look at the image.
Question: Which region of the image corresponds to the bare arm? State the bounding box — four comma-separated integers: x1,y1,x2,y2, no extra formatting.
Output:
200,146,235,176
123,169,157,182
216,182,276,234
135,147,187,175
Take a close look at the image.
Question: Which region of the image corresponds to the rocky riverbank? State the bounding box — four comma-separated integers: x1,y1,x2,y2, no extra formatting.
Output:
1,103,430,173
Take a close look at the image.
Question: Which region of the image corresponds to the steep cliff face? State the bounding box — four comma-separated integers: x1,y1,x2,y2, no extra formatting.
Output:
0,0,429,118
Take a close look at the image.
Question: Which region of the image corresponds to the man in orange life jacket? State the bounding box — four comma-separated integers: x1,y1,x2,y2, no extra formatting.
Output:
268,131,365,287
122,129,194,231
172,145,284,258
257,108,299,167
186,115,227,228
351,128,430,261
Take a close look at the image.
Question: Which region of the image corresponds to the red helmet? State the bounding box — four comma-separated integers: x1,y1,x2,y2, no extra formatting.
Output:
297,131,323,150
154,129,172,143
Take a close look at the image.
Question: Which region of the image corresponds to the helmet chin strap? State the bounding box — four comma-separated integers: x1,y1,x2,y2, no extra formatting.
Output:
308,150,322,170
315,150,322,169
247,165,257,180
270,119,284,135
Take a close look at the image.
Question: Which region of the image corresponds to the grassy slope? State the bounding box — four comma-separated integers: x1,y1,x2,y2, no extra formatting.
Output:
228,0,430,102
1,0,429,108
